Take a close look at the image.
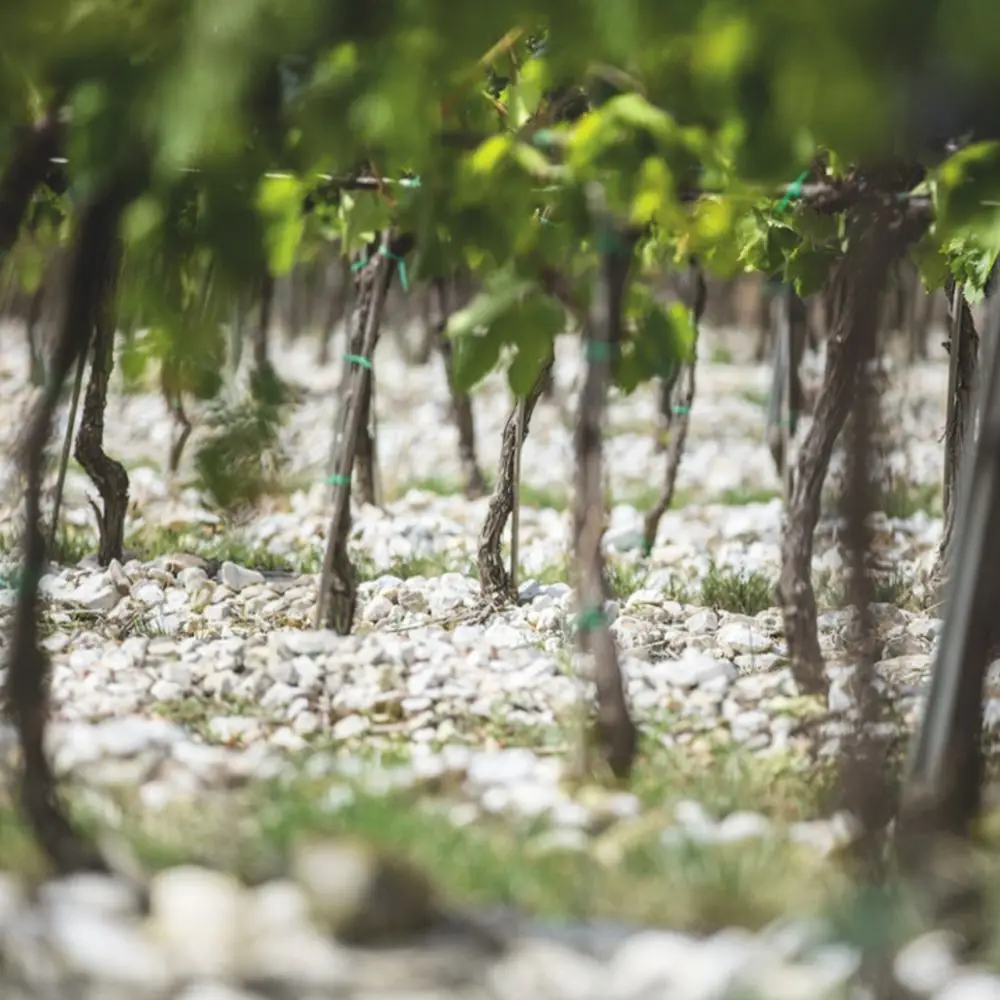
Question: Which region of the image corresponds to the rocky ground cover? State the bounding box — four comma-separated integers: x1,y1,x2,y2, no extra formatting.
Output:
0,323,995,999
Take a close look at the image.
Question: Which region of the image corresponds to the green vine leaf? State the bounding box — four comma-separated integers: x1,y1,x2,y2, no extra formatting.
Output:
617,299,694,394
786,244,839,297
256,174,305,276
909,232,951,292
451,325,505,392
504,293,564,395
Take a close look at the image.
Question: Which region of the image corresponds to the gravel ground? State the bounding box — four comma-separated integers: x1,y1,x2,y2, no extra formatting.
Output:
0,320,996,999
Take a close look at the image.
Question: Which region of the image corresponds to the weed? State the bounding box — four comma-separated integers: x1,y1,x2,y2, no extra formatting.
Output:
355,551,473,582
616,484,697,512
193,365,294,516
519,482,570,511
126,525,320,574
717,486,781,506
739,388,770,409
535,556,573,586
388,476,461,499
605,560,649,600
0,734,849,933
699,561,776,616
814,570,847,611
871,570,922,612
880,480,941,519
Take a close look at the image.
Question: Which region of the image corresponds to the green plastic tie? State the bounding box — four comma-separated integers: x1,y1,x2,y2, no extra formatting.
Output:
596,228,631,257
350,246,409,291
398,176,421,188
770,409,800,428
327,474,351,486
585,340,619,363
379,245,409,291
777,170,809,212
574,607,606,632
343,353,372,370
673,405,691,416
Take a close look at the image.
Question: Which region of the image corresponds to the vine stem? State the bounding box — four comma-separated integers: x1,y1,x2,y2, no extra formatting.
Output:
509,395,525,596
47,348,87,557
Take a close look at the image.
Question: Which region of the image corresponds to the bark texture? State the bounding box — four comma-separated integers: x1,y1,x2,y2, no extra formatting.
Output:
4,174,140,875
317,233,411,633
74,242,129,566
935,278,980,593
574,220,637,779
477,356,555,606
777,208,910,694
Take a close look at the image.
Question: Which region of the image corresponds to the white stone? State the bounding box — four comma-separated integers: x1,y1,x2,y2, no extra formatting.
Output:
895,931,962,995
177,566,208,590
601,930,702,999
935,972,1000,1000
332,714,370,740
484,622,526,648
70,581,121,611
133,582,166,607
39,874,139,919
148,867,245,979
363,594,393,622
656,648,736,688
717,620,773,654
150,679,185,701
467,748,539,787
686,609,720,632
219,561,265,592
207,716,262,743
488,939,604,1000
715,811,773,843
53,908,172,986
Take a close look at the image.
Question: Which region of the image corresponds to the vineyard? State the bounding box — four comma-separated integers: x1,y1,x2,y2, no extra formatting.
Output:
4,2,1000,998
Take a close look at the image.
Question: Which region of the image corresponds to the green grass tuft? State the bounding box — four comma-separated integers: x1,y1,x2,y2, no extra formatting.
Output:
698,561,776,616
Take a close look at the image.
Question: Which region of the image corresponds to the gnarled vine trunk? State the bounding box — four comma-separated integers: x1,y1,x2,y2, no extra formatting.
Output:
354,376,378,506
778,207,910,695
836,264,895,873
317,232,410,633
477,355,555,606
574,213,637,779
5,173,140,875
74,241,129,566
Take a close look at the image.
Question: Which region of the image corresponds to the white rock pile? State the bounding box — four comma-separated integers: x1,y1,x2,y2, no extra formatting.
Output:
0,322,991,998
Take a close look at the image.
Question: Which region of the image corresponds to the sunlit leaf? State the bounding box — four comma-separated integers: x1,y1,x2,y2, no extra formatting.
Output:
451,325,504,392
470,134,513,174
256,174,305,276
505,294,564,395
786,244,839,297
